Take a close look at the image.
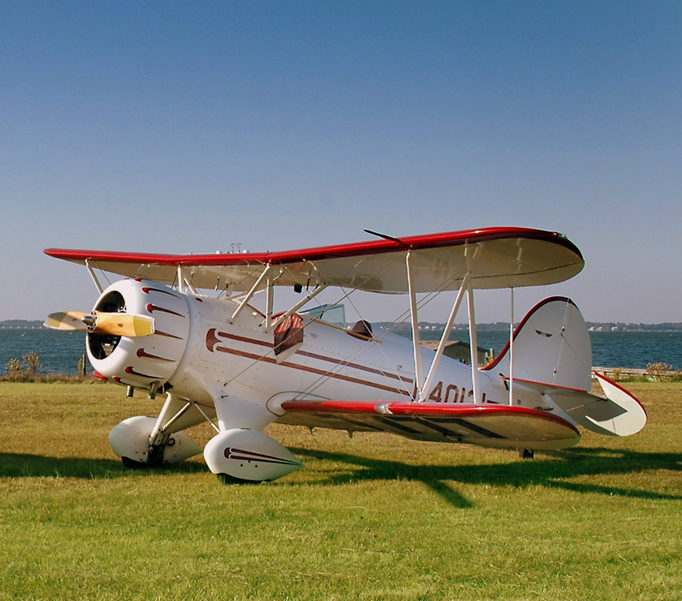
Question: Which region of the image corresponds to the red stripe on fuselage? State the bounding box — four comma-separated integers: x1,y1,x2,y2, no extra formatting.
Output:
212,344,412,397
212,330,414,385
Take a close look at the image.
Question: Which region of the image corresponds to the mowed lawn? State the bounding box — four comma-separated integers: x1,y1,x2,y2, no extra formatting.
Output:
0,381,680,601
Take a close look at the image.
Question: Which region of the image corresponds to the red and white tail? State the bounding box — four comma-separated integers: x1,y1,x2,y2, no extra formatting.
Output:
484,297,593,390
484,297,646,437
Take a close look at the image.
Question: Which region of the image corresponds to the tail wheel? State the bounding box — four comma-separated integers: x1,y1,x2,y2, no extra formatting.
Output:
518,448,535,459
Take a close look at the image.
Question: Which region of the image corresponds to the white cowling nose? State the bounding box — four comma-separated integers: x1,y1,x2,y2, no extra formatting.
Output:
86,279,190,389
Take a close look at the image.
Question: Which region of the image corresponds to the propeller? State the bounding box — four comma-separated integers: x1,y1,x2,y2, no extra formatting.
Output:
45,311,155,337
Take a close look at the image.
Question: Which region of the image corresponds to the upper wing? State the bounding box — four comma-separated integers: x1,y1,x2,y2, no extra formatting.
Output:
44,226,583,294
277,400,581,451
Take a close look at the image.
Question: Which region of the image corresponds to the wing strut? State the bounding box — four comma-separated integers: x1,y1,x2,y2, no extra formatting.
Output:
230,264,272,323
465,244,483,403
175,266,198,295
177,266,184,293
420,273,470,402
85,260,104,294
407,243,484,403
467,287,481,403
405,251,424,399
270,285,328,331
509,287,515,406
264,276,274,331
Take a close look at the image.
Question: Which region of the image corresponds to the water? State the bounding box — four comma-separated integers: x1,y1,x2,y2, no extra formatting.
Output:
589,331,682,370
2,328,682,375
452,331,682,370
446,330,682,371
0,329,86,375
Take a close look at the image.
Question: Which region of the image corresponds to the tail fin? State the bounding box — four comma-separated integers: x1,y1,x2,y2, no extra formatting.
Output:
484,297,646,437
483,297,592,391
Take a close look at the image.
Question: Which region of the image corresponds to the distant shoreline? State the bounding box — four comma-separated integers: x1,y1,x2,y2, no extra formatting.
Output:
3,319,682,333
0,320,45,329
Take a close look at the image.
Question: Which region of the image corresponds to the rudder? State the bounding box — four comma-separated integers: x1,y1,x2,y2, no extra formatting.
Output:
483,297,592,391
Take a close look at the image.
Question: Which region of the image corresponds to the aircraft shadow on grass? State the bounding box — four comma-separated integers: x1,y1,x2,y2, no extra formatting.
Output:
2,447,679,509
289,446,682,509
0,453,205,480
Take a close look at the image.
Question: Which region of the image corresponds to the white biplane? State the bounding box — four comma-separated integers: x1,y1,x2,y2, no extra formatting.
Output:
44,227,646,482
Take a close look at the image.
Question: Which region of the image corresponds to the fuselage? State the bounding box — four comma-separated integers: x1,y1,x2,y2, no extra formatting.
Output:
44,230,647,482
87,278,512,429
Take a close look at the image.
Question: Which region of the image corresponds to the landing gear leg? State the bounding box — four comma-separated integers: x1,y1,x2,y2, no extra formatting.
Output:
109,414,202,467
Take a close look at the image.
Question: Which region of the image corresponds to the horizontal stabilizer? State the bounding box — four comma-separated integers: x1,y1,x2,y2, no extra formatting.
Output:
591,372,647,436
279,400,581,451
45,311,154,337
500,373,646,436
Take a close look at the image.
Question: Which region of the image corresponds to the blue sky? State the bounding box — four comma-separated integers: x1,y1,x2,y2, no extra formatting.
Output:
1,0,681,323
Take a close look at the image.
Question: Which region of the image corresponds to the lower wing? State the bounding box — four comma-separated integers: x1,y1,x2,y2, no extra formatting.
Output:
278,401,580,451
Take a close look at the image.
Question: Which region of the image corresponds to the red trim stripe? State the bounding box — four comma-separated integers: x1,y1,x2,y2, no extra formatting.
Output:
281,400,580,432
124,366,162,379
146,304,185,317
142,287,179,297
137,348,174,362
224,447,300,466
482,297,576,372
499,374,587,393
593,371,647,416
44,227,582,267
298,349,414,384
213,345,411,397
155,330,183,340
213,330,414,385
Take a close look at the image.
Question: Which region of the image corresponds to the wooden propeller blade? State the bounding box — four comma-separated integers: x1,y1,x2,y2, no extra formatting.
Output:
44,311,154,337
94,312,154,337
44,311,89,331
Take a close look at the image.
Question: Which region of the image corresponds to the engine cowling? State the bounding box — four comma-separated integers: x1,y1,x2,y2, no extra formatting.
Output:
87,279,190,389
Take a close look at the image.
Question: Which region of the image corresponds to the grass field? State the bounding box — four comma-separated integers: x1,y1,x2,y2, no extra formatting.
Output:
0,382,680,600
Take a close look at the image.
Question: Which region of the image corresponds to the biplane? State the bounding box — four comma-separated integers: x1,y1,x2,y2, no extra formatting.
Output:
44,227,646,482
